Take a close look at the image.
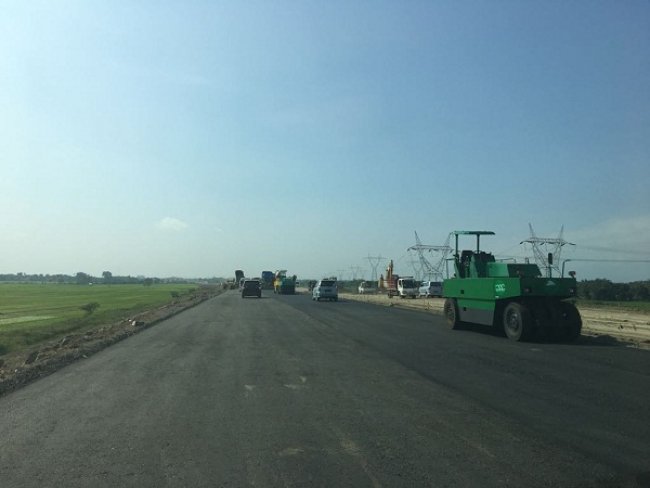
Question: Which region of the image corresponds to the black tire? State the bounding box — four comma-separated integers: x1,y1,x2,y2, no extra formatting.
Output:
443,299,460,330
503,302,533,341
559,302,582,341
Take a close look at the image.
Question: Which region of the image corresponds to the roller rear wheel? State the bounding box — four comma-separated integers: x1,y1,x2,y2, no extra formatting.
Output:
559,302,582,341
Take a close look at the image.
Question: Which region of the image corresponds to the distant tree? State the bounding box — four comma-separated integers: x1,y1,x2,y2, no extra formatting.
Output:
76,272,91,285
102,271,113,284
143,278,154,286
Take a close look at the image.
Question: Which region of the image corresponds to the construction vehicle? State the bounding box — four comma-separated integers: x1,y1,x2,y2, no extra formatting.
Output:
442,231,581,341
273,270,296,295
380,260,418,298
234,270,244,289
261,271,275,290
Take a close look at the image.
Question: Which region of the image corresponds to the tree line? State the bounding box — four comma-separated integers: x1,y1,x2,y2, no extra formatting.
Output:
578,279,650,302
0,272,216,285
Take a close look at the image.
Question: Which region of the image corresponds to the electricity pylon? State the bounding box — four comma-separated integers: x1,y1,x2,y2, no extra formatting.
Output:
407,231,452,281
520,223,575,277
366,255,388,283
349,266,364,280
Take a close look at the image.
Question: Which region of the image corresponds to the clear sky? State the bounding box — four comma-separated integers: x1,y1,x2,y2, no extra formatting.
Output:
2,1,649,282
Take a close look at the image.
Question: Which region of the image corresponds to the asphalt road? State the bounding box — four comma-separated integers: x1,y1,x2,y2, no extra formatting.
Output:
1,290,649,487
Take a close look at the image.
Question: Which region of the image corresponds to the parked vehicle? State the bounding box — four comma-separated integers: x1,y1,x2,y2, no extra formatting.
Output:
418,281,443,297
241,279,262,298
396,277,418,298
312,279,338,301
358,281,376,294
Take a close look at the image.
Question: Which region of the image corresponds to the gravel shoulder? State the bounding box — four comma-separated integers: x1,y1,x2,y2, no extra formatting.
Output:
341,292,650,349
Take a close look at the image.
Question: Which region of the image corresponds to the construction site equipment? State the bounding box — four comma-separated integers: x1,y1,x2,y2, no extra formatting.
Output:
273,270,296,295
261,271,275,289
231,270,245,290
443,231,581,341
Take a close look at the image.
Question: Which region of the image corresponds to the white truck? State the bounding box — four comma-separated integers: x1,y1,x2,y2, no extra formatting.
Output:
387,276,419,299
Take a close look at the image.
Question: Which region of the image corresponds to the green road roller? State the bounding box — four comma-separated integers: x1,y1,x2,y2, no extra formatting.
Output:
443,231,581,341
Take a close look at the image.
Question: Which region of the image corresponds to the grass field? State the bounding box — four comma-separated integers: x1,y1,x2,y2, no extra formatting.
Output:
0,283,198,355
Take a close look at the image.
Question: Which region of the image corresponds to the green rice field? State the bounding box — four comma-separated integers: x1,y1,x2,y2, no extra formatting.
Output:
0,283,198,355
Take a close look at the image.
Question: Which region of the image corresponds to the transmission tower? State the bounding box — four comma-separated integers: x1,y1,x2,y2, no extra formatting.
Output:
520,223,575,277
349,266,364,280
366,255,388,283
407,231,453,281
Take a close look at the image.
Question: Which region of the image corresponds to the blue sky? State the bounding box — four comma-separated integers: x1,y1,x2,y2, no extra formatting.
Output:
1,1,649,281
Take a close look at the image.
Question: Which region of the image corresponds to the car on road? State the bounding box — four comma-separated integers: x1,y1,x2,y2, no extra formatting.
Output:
241,279,262,298
312,279,338,301
418,281,442,298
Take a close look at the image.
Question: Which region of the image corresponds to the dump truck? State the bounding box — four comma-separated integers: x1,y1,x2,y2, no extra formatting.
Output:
442,231,581,341
380,260,418,298
261,271,275,290
232,270,245,290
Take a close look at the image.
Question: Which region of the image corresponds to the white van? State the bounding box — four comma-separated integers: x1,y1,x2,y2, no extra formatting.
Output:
418,281,443,298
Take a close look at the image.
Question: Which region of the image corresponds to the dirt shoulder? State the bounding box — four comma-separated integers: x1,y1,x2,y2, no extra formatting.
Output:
342,293,650,349
0,286,224,397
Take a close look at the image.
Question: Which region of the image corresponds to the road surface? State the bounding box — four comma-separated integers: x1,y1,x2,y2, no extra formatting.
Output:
1,291,649,487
